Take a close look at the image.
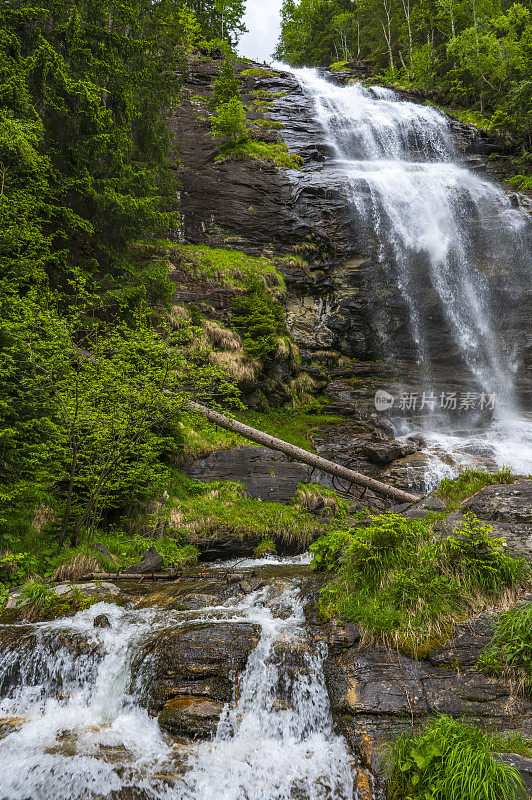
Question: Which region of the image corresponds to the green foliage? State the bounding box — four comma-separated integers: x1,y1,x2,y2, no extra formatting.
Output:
254,537,277,557
387,715,526,800
311,512,529,656
240,68,276,78
90,534,199,570
478,603,532,694
217,138,303,168
292,482,351,520
211,97,249,146
237,406,344,452
213,52,241,105
18,580,57,618
231,284,286,360
437,467,516,509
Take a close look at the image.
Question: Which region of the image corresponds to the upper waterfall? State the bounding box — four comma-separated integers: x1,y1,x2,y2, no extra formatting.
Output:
288,68,532,479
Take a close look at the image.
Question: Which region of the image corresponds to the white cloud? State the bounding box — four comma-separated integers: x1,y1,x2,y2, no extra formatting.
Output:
238,0,283,63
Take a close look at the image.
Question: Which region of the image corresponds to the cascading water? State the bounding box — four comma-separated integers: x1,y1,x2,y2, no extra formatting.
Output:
290,69,532,480
0,575,358,800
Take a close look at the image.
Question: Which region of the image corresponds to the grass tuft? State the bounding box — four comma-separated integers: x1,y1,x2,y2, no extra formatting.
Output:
387,715,526,800
478,603,532,696
436,467,517,510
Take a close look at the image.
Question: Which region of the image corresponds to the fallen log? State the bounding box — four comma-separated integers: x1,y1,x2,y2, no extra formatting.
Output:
75,572,181,582
187,401,421,505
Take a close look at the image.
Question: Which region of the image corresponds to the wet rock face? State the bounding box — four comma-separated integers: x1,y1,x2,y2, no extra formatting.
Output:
318,627,532,784
134,621,261,738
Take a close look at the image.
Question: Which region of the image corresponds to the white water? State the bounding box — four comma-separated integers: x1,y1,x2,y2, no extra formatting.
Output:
0,583,356,800
292,69,532,480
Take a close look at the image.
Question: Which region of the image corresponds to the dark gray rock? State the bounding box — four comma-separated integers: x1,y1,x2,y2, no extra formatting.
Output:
429,613,494,667
123,546,163,574
134,621,261,713
93,614,111,629
184,445,312,503
499,753,532,794
158,697,225,739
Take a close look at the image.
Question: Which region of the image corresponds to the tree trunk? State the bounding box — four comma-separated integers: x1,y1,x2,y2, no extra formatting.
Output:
60,440,77,547
187,402,421,505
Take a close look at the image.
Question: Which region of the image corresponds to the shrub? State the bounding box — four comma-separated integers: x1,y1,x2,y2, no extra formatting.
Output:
387,716,526,800
211,98,249,146
212,53,240,106
478,603,532,695
311,513,529,656
437,467,516,509
254,537,276,558
230,284,286,360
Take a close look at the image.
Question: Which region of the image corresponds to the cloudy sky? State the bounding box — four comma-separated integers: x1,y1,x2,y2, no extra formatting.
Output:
238,0,283,63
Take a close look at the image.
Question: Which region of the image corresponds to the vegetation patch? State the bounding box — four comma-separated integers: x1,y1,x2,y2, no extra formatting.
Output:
216,139,303,169
11,580,101,622
311,512,529,657
436,467,516,510
172,244,285,294
254,537,277,558
387,715,527,800
292,483,350,520
164,474,329,548
237,406,344,452
239,68,277,78
478,603,532,696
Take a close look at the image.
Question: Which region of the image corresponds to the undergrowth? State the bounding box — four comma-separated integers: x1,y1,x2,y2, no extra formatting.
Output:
436,467,516,510
387,716,526,800
478,603,532,696
311,512,529,657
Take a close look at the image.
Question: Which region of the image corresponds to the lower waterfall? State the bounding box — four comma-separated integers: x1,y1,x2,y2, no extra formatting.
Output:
290,69,532,480
0,572,358,800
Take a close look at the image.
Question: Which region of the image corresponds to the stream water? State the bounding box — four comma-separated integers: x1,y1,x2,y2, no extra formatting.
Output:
0,562,358,800
290,70,532,480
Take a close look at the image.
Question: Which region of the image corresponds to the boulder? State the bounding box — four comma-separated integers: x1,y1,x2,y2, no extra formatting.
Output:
123,546,164,574
134,621,260,739
158,697,225,739
443,479,532,561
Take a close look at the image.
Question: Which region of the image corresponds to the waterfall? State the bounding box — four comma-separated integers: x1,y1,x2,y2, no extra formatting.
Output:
0,580,357,800
290,69,532,479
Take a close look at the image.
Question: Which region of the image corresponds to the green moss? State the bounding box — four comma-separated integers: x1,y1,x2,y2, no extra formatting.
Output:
240,68,277,78
252,118,285,129
174,244,285,294
436,467,517,510
311,512,529,657
216,139,303,169
387,716,526,800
